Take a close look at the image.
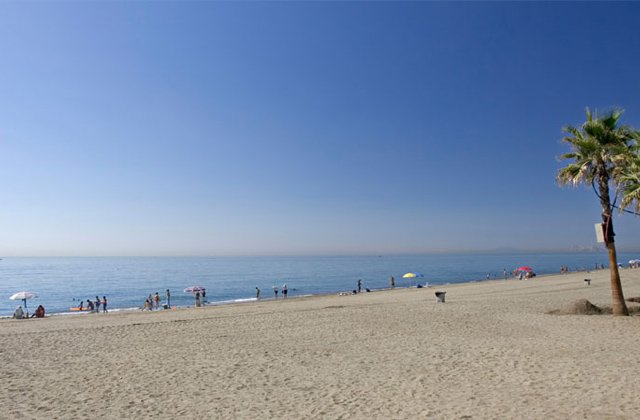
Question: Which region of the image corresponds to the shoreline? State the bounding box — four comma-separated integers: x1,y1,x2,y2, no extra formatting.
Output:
0,266,617,320
2,253,632,317
1,269,640,418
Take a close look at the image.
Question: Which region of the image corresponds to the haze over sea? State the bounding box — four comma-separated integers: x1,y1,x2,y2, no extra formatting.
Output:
2,252,637,317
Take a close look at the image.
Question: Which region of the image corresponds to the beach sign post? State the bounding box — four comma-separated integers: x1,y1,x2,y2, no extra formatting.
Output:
595,223,605,243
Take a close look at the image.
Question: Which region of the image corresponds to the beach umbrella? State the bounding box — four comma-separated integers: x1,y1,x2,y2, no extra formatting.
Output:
516,266,532,272
10,291,37,317
184,286,206,294
402,272,424,287
628,259,640,265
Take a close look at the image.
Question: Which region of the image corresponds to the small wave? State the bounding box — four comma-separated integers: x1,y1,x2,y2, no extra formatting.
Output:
205,298,257,306
52,311,90,317
108,307,141,313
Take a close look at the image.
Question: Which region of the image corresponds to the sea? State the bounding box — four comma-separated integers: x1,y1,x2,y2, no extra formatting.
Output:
1,252,637,317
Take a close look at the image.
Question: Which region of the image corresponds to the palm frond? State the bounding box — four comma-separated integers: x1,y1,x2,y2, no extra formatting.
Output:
557,162,594,186
620,181,640,212
561,125,582,139
557,107,639,201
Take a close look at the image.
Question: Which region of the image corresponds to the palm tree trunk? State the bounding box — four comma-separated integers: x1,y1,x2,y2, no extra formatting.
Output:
606,243,628,316
598,170,629,316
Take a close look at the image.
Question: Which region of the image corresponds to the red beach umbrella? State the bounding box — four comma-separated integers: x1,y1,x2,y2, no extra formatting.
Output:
516,266,532,272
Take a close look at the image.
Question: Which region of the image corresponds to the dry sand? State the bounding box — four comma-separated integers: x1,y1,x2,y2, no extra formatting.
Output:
2,269,640,419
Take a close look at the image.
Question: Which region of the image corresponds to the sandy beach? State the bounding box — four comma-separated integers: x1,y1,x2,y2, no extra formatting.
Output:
2,269,640,419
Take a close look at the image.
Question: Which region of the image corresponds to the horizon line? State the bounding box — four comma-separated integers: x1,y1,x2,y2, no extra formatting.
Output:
3,248,639,259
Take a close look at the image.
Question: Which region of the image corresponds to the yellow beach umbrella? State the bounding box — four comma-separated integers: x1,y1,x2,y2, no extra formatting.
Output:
402,272,423,287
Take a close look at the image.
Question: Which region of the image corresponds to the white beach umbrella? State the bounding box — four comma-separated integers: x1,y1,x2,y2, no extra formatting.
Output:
184,286,205,294
10,291,37,317
10,291,37,301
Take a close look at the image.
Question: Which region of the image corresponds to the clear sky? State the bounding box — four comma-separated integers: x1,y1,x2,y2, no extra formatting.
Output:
2,2,640,257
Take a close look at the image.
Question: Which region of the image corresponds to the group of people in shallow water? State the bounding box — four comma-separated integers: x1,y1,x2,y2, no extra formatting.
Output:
194,289,206,307
268,284,288,299
143,289,171,310
77,296,108,313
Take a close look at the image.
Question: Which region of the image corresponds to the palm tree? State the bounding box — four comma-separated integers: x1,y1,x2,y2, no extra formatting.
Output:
618,150,640,212
557,108,636,316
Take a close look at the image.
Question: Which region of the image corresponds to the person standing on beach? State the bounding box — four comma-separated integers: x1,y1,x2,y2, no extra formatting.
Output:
282,284,288,298
357,279,362,293
256,287,260,299
166,289,171,308
503,269,507,280
273,286,278,299
202,289,207,303
154,292,160,309
195,292,201,307
390,276,395,288
148,293,153,310
95,296,101,312
102,296,108,313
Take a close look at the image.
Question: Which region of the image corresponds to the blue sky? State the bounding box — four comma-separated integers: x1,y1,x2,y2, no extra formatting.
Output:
2,2,640,256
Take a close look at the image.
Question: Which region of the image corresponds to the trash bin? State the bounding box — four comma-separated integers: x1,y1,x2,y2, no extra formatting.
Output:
435,291,446,303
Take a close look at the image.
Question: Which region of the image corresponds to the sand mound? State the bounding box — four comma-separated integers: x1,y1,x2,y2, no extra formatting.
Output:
548,299,605,315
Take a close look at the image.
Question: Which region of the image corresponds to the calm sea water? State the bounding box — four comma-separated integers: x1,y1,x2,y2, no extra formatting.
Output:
1,253,636,317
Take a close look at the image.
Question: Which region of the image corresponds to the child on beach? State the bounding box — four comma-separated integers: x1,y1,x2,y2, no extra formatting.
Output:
154,292,160,309
102,296,108,313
